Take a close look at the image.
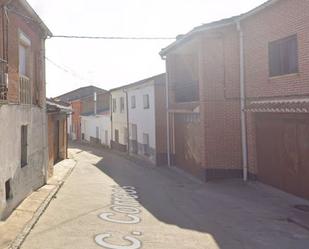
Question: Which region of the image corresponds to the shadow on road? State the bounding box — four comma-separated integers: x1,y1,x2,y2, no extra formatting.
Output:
69,142,309,249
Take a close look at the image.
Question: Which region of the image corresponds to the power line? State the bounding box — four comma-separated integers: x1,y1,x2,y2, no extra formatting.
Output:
7,7,175,41
45,57,91,82
51,35,175,40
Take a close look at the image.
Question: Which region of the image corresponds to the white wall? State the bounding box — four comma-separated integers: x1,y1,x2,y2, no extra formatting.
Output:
81,114,111,147
0,105,47,220
127,81,156,162
110,89,128,146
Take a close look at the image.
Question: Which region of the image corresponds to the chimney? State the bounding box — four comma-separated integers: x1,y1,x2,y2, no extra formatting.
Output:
94,92,97,116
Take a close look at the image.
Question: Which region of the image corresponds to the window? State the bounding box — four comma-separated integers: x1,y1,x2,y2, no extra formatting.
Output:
120,97,125,113
131,95,136,109
124,127,128,144
19,44,28,76
96,126,100,139
269,35,298,77
21,125,28,167
143,133,150,156
112,98,117,113
143,94,150,109
5,179,12,201
105,130,108,145
131,124,137,140
19,32,31,77
115,129,119,143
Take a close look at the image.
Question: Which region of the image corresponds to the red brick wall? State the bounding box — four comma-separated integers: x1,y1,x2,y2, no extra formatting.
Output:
71,100,82,140
199,27,242,171
242,0,309,98
242,0,309,175
0,1,45,105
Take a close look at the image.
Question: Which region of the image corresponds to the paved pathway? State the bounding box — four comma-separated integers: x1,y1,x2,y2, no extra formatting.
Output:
21,144,309,249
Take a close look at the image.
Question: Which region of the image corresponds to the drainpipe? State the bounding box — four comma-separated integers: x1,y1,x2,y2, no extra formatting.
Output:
161,56,171,167
237,21,248,182
123,89,130,155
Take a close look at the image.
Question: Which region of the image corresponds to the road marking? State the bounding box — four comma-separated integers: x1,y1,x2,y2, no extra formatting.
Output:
95,186,143,248
95,233,142,249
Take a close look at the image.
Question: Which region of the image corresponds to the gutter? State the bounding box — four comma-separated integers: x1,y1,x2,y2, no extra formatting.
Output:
237,21,248,182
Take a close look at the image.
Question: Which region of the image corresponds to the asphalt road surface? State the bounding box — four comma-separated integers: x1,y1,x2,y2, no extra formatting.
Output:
21,143,309,249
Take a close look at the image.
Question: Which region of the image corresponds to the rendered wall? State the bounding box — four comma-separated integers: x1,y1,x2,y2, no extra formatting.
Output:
0,105,47,220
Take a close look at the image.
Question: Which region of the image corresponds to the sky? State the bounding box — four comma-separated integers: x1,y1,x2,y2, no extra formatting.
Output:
26,0,266,97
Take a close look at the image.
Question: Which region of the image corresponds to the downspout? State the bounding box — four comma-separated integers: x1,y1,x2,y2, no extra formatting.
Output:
110,93,113,146
162,56,171,167
237,21,248,182
123,89,130,155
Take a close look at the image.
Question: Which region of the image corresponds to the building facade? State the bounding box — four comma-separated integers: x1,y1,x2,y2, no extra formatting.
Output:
56,86,106,141
161,21,242,181
242,0,309,200
47,99,71,178
0,0,51,220
161,0,309,199
110,88,128,152
126,74,167,165
81,92,111,147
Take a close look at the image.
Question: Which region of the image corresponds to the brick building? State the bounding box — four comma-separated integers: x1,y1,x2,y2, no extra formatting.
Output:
161,18,242,181
0,0,51,219
161,0,309,199
56,86,106,141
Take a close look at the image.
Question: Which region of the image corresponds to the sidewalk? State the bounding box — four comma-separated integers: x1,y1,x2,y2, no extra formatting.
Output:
0,158,76,249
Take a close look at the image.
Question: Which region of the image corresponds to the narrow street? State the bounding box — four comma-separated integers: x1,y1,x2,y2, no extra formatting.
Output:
21,143,309,249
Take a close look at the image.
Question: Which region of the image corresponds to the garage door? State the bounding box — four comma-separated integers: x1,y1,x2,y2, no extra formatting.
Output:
174,114,203,178
256,113,309,199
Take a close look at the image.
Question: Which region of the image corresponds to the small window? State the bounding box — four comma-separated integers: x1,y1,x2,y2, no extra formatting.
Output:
105,130,108,145
21,125,28,167
120,97,125,113
269,35,298,77
143,133,150,156
131,124,137,140
143,94,150,109
96,126,100,139
112,98,117,113
124,127,128,144
131,96,136,109
115,129,119,143
19,32,31,77
5,179,12,201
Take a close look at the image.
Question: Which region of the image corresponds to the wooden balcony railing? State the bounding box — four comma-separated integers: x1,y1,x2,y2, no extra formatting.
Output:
20,75,31,105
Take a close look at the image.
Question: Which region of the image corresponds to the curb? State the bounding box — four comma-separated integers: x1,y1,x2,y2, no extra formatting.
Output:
8,162,76,249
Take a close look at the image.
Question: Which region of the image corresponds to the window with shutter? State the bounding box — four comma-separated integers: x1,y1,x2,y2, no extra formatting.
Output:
269,35,298,77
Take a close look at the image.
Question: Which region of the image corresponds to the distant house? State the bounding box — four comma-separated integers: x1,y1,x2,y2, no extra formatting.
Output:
110,87,128,152
0,0,52,220
56,86,107,141
80,92,111,147
126,74,167,165
46,99,71,178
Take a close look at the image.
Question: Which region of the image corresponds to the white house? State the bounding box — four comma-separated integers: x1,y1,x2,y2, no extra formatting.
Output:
80,92,111,147
125,74,167,165
110,88,128,152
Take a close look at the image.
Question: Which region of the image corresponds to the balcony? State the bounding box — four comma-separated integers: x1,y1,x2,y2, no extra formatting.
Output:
20,75,31,105
173,81,199,103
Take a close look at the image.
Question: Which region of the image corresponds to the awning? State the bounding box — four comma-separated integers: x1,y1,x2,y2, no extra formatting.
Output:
246,98,309,113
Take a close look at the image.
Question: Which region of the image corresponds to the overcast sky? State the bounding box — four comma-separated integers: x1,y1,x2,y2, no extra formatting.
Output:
27,0,266,97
